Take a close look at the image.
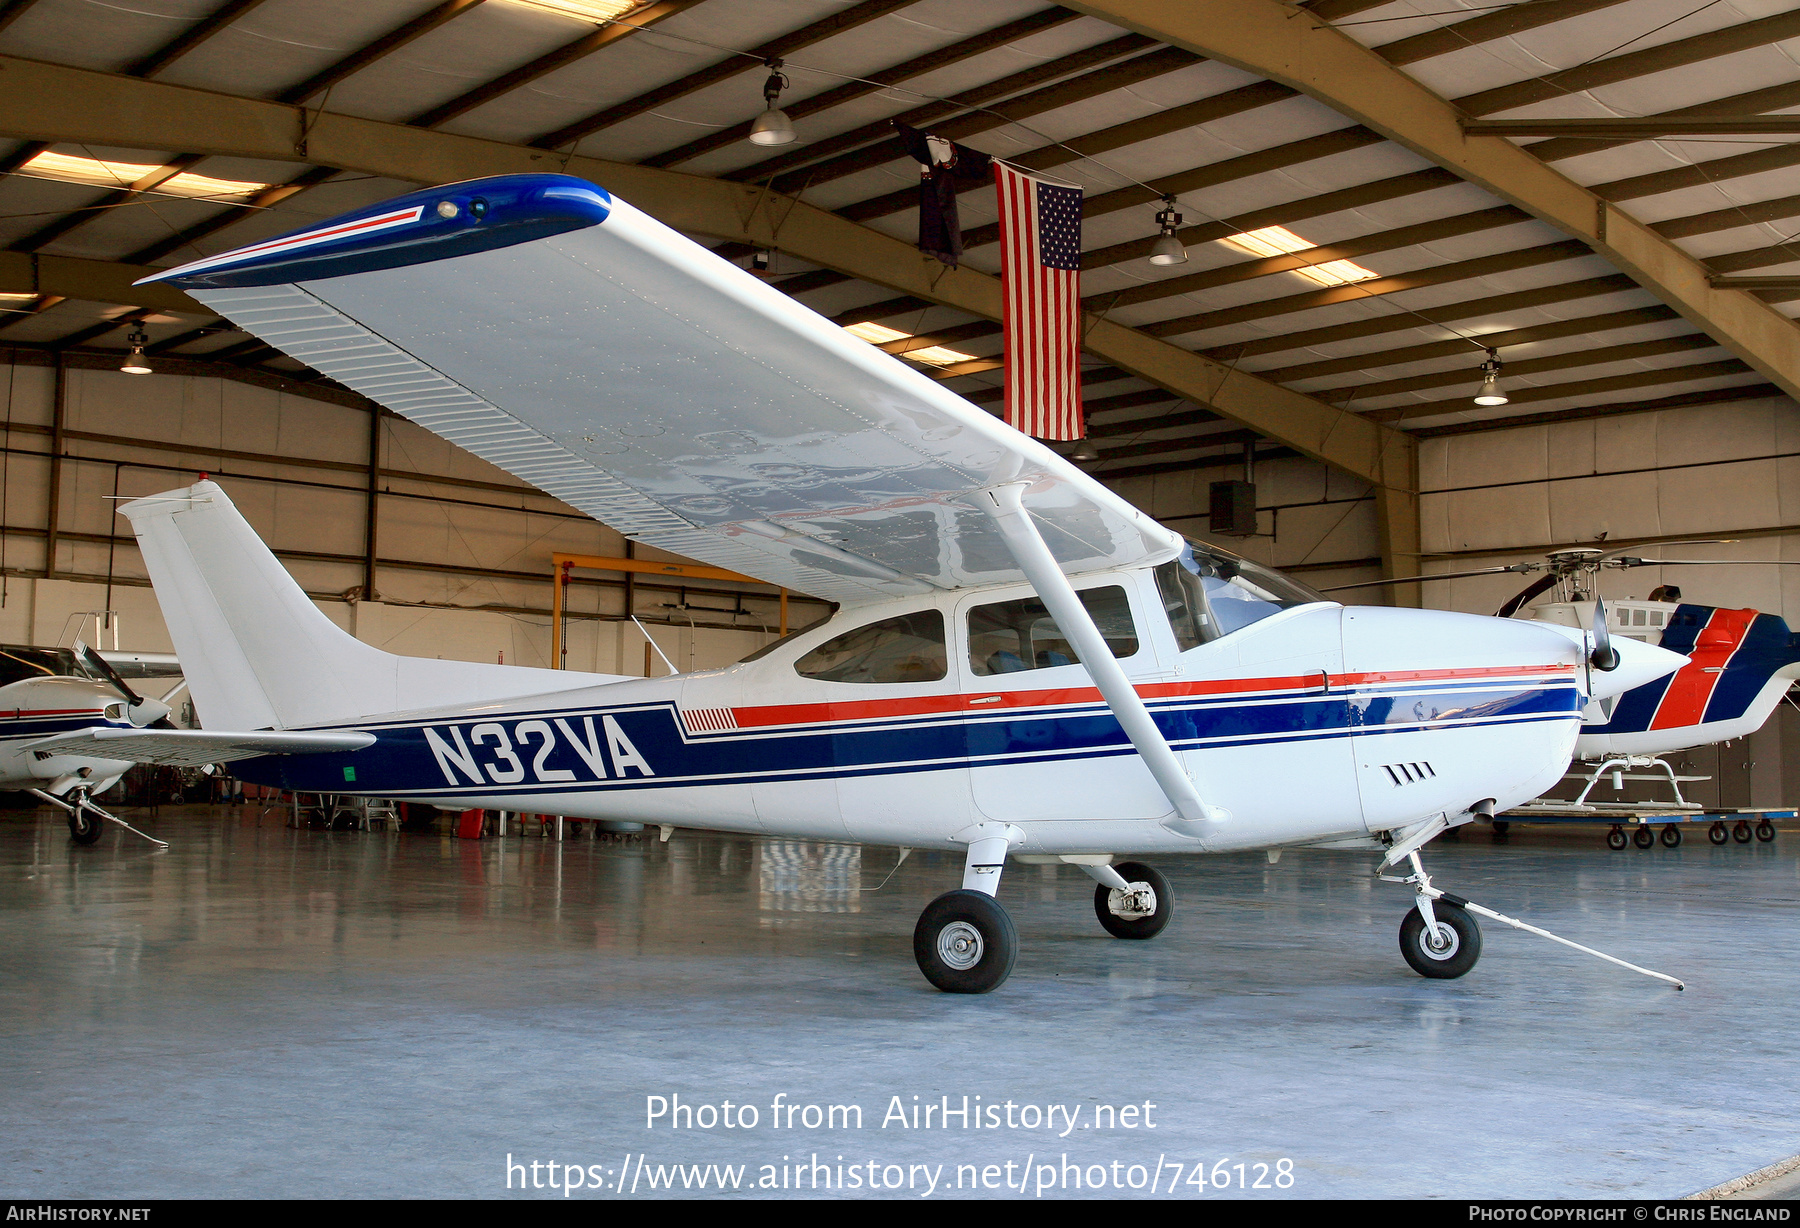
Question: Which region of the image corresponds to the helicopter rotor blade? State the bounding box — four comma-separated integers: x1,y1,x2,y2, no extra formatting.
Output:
1595,539,1737,561
1318,564,1535,594
1608,558,1800,568
1495,572,1562,619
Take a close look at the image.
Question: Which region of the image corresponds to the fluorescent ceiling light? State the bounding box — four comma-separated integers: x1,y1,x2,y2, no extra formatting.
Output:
1219,224,1378,288
22,152,267,199
843,321,977,367
504,0,643,20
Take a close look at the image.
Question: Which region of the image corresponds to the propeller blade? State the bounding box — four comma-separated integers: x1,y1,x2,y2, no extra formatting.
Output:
1318,564,1534,594
74,639,142,706
1495,572,1560,619
74,640,172,727
1591,596,1619,672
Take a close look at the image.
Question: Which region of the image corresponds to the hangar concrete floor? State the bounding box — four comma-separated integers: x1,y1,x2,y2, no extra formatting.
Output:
2,806,1796,1201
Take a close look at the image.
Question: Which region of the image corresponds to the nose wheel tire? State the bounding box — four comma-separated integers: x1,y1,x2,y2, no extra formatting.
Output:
914,890,1017,994
1659,824,1682,847
1632,826,1655,849
66,806,102,846
1093,861,1173,940
1399,901,1482,979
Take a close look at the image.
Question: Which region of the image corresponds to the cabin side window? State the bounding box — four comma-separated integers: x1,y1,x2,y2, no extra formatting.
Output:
967,586,1138,677
794,610,947,684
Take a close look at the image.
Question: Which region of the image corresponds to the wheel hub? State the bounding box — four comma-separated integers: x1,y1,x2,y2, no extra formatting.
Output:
1421,919,1460,960
937,921,984,970
1107,883,1156,920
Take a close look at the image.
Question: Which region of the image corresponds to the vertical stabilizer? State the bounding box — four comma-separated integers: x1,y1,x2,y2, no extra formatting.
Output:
121,481,617,729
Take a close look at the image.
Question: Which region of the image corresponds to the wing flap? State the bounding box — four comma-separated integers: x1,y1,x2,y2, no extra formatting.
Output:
28,727,376,768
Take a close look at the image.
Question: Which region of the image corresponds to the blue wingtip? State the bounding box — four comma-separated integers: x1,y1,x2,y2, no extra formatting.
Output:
136,174,612,290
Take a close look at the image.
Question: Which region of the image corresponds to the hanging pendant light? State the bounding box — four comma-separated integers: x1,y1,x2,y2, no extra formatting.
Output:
1148,195,1186,266
1473,347,1508,406
1071,438,1100,461
748,58,796,147
120,329,152,376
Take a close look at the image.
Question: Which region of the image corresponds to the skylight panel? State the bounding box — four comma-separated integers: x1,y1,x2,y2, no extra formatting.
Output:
504,0,644,21
1219,224,1378,288
22,152,267,199
843,321,977,367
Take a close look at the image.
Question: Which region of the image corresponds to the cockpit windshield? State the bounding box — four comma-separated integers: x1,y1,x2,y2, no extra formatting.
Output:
1155,539,1329,648
0,646,103,688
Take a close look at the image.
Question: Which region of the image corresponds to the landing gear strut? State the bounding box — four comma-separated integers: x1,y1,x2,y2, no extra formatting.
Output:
913,823,1020,994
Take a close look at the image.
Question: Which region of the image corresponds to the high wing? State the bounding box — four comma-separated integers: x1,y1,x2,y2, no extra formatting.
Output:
27,728,375,768
139,175,1179,607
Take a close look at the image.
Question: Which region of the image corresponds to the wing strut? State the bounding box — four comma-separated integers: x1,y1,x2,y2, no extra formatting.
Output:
976,483,1227,835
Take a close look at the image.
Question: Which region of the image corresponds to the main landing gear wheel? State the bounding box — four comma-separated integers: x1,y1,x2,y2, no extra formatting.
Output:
1710,822,1730,845
1399,901,1482,979
1607,826,1628,851
1756,820,1777,843
1633,825,1656,849
1733,820,1753,844
914,890,1017,994
1093,861,1173,940
66,805,102,846
1660,824,1682,848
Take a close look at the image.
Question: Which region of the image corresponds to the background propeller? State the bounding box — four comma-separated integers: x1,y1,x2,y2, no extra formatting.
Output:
75,640,173,728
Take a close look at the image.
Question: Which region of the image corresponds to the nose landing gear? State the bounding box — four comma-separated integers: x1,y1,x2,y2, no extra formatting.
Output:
31,787,167,848
1089,860,1173,940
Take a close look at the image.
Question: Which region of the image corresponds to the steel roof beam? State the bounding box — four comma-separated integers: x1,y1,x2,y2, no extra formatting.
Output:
750,41,1191,194
1369,359,1754,423
645,6,1083,169
1411,383,1783,436
1468,117,1800,137
1375,0,1637,66
1313,332,1722,404
1064,0,1800,402
0,53,1419,504
276,0,492,104
409,0,703,129
530,0,920,151
126,0,272,79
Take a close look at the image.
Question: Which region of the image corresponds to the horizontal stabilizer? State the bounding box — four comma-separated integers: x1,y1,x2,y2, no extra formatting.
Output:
27,727,376,768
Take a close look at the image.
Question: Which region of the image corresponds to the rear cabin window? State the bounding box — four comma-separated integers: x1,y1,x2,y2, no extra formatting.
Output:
794,610,946,684
968,586,1138,677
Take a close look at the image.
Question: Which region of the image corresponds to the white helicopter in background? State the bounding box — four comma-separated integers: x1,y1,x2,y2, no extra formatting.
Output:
1329,546,1800,828
119,173,1687,994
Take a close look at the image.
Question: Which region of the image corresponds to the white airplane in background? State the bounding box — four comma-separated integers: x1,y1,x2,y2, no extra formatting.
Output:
117,174,1685,994
0,641,364,845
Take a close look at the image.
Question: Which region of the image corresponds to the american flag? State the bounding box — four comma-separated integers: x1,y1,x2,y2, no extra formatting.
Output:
993,162,1084,441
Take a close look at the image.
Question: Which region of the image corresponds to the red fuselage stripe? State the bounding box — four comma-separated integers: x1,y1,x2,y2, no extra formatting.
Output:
726,665,1578,730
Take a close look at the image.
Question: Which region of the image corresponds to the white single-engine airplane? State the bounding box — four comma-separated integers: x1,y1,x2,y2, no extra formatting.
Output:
126,174,1685,993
